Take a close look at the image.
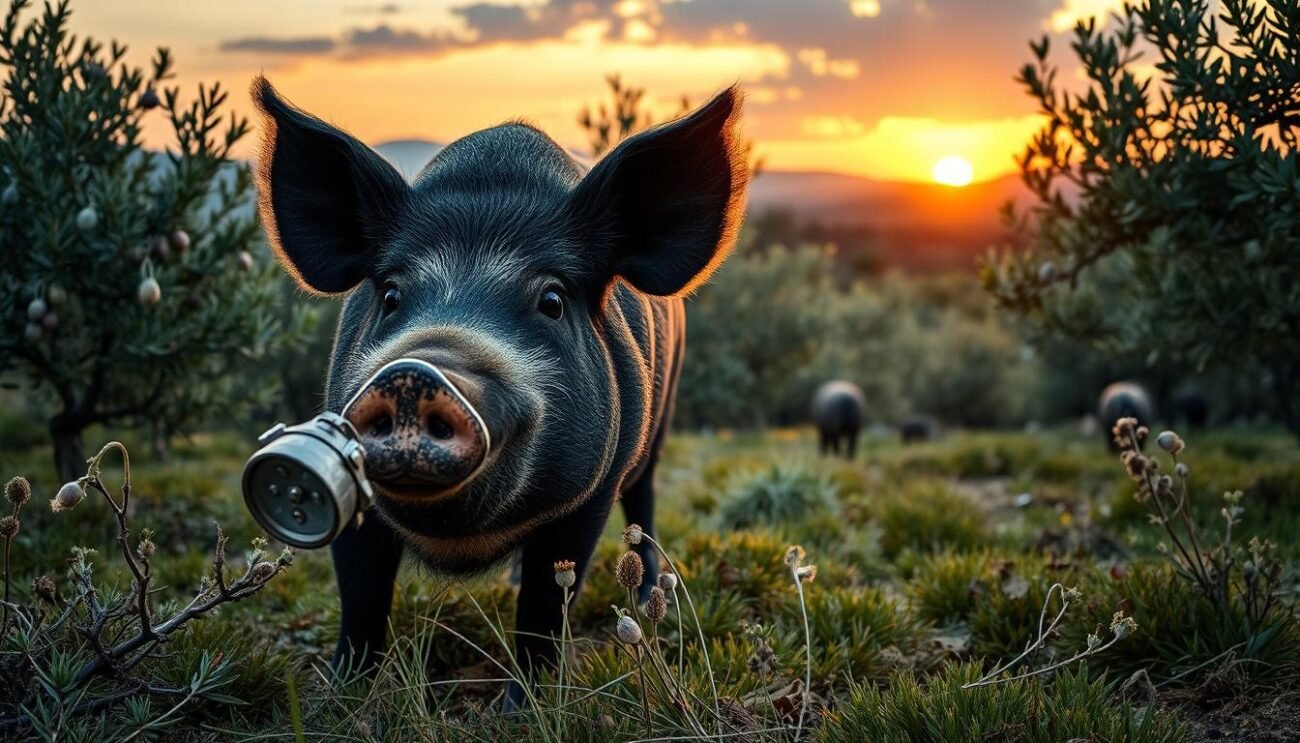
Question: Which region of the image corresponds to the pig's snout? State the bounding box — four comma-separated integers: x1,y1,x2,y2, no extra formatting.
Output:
343,359,490,498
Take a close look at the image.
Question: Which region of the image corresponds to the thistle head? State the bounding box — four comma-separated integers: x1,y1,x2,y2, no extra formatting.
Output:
645,586,668,624
657,570,677,593
616,550,644,590
622,523,644,545
554,559,576,589
5,476,31,507
783,545,806,568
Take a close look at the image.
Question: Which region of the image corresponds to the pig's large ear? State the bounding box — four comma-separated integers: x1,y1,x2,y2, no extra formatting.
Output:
252,77,409,294
568,86,748,297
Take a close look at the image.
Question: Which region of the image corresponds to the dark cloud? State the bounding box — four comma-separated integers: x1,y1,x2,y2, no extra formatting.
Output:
345,24,459,53
453,0,612,43
346,3,403,13
218,0,1056,132
219,36,336,54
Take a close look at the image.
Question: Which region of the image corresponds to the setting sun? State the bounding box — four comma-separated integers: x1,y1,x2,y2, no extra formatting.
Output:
932,155,974,187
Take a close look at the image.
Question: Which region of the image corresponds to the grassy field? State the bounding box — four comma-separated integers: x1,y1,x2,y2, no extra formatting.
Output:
1,423,1298,741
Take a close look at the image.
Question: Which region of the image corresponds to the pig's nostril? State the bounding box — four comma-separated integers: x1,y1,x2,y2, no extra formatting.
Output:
427,414,454,440
369,414,394,438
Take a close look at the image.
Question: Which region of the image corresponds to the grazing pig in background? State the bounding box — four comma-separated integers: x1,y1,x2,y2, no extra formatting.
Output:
250,77,748,706
1172,390,1209,431
1098,381,1154,450
898,414,938,444
812,380,865,459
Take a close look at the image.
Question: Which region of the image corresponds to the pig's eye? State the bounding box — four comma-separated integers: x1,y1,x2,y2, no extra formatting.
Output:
537,288,564,320
381,285,401,316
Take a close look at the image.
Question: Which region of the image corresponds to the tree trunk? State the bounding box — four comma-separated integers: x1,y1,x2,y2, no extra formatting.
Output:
51,424,85,483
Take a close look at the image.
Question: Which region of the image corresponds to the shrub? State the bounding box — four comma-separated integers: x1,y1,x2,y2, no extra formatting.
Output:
874,481,987,559
1062,561,1300,689
719,464,838,530
816,662,1184,743
985,0,1300,439
0,0,311,479
905,550,991,625
0,443,291,738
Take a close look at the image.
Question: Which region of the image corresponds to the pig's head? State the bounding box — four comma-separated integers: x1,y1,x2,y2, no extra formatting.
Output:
252,78,746,567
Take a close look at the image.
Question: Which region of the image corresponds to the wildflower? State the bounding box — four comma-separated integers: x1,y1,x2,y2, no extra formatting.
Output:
1112,417,1136,444
277,547,295,568
747,638,778,680
795,564,818,583
1110,611,1138,640
5,476,31,507
1086,632,1101,651
1121,451,1147,481
622,523,644,545
1223,490,1243,506
32,575,57,603
554,559,576,589
1063,585,1083,602
616,611,643,645
616,551,644,590
51,481,85,513
1155,430,1184,454
1175,463,1190,478
251,536,269,552
657,571,677,593
1156,475,1173,496
784,545,806,568
0,515,18,539
645,586,668,623
136,529,156,560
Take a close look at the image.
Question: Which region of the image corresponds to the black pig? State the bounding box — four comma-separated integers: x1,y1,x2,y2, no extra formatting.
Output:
1098,381,1153,450
898,414,938,444
812,380,865,459
250,77,748,705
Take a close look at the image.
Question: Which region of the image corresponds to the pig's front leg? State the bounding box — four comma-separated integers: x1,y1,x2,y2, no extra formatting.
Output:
330,512,404,676
503,491,613,712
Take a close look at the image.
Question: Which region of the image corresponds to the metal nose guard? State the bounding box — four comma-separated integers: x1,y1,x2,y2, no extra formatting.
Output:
241,359,490,548
241,412,372,549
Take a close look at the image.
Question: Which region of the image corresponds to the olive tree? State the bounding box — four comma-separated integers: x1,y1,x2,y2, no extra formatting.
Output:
984,0,1300,436
0,0,310,478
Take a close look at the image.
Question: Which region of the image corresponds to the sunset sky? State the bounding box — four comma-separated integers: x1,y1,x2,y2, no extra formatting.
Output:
75,0,1125,184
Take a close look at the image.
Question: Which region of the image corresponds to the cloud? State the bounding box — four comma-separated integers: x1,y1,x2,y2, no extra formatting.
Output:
219,36,336,54
1047,0,1125,32
346,3,403,13
345,24,461,54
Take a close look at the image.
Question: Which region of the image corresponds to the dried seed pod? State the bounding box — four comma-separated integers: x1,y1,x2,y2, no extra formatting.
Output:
554,559,576,589
616,614,642,644
615,550,644,590
5,476,31,507
645,586,667,623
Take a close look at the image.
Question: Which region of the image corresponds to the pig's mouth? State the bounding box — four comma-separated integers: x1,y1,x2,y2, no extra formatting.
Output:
342,358,495,505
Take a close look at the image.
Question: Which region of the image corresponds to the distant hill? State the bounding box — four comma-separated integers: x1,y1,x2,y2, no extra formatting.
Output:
372,139,1033,273
746,170,1037,273
373,139,444,180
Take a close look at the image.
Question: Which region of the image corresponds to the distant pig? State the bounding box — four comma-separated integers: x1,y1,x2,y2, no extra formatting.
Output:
250,77,748,707
898,414,938,444
812,381,865,459
1098,381,1153,450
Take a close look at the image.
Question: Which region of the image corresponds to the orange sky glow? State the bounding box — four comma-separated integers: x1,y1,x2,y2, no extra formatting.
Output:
70,0,1119,184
